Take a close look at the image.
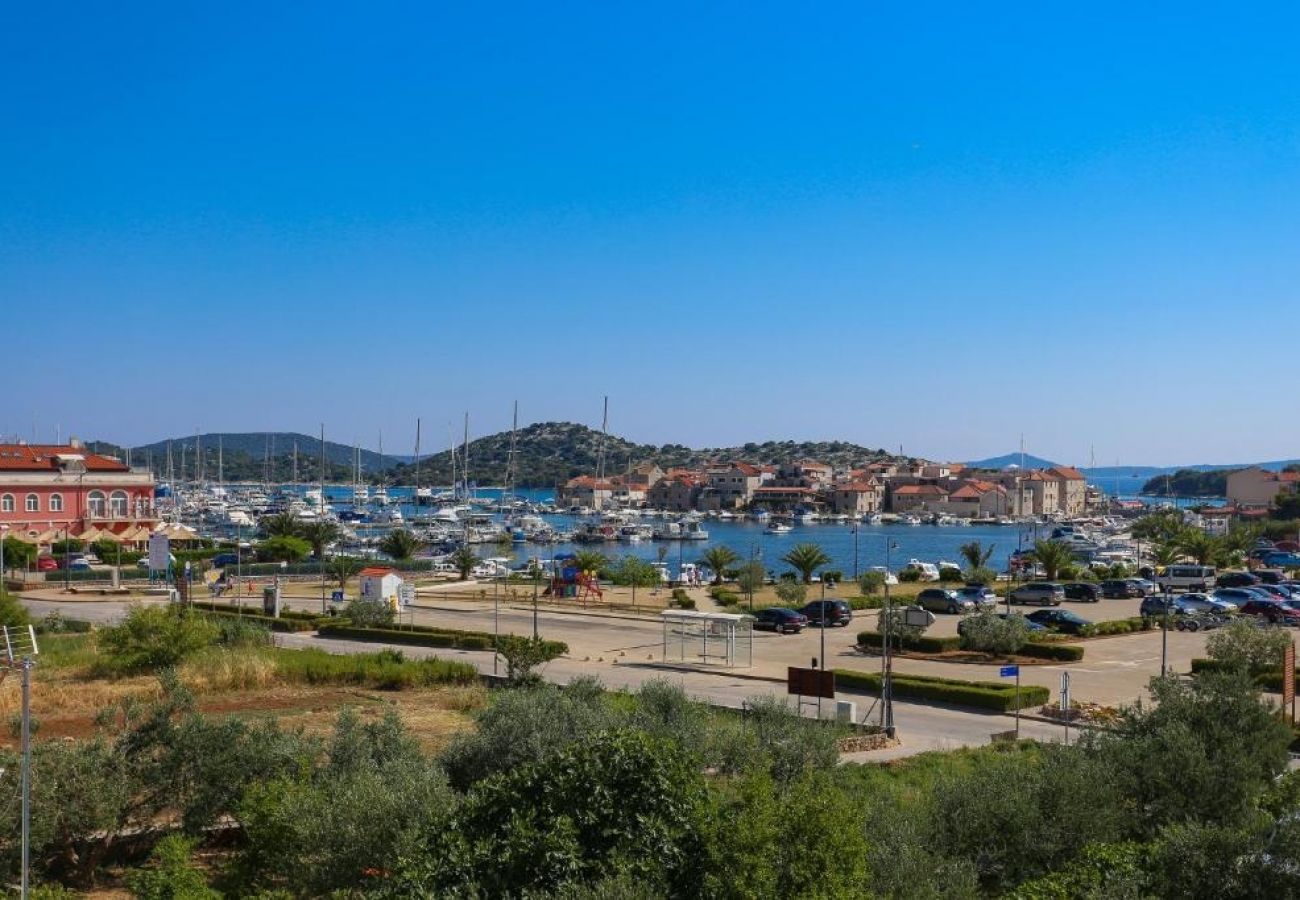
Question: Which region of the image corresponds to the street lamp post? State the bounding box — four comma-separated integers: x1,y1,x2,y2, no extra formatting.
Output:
63,527,70,592
852,523,860,581
882,538,897,735
1,524,8,588
532,562,540,640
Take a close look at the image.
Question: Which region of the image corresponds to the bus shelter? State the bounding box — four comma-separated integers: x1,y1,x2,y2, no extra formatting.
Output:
660,610,752,668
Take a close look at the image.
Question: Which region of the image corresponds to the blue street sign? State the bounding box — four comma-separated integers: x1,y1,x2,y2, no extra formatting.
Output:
999,665,1020,677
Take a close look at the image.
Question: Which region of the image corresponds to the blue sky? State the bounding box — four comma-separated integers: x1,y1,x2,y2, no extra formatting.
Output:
4,3,1299,465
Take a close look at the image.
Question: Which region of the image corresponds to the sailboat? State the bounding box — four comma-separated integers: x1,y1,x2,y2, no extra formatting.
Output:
373,432,391,505
351,444,369,506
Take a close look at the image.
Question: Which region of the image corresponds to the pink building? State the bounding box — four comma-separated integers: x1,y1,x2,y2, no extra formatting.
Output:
0,441,158,540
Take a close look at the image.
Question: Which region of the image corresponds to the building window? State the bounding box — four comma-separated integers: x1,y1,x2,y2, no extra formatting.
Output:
109,491,128,518
87,491,106,517
1,494,12,513
49,494,64,513
25,494,39,513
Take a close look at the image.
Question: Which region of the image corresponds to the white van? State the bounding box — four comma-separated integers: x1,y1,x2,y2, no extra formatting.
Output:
1156,564,1216,592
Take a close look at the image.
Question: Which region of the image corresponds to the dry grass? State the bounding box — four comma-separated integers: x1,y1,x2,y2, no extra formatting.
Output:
180,646,279,692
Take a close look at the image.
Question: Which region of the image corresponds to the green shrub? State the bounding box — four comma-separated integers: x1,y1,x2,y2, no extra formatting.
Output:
898,569,922,583
833,669,1048,711
1207,619,1293,674
775,581,807,606
1079,617,1152,638
35,612,91,634
712,589,740,606
856,571,886,596
98,604,220,674
820,570,843,585
674,596,697,610
958,611,1027,654
126,834,218,900
671,588,690,603
347,596,396,629
848,596,885,610
938,566,964,582
856,630,960,654
964,566,999,587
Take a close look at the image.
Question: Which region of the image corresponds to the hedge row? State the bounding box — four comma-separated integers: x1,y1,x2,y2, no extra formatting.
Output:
1081,616,1153,638
1190,657,1297,693
318,623,567,657
856,630,961,654
232,558,442,576
196,608,317,633
1020,641,1086,661
190,601,323,623
833,668,1049,712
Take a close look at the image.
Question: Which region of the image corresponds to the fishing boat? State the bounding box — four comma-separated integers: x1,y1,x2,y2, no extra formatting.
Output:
765,520,793,534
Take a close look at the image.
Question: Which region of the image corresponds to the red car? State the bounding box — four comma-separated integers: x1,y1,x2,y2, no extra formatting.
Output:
35,556,58,572
1239,599,1300,626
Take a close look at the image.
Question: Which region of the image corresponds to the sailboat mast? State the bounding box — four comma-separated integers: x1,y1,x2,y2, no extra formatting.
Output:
218,436,224,488
413,418,422,502
318,424,326,513
596,395,609,482
507,400,518,501
462,412,470,500
196,429,203,484
292,441,298,486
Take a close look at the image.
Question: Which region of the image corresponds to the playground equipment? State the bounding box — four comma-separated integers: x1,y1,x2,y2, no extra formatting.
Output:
543,552,604,601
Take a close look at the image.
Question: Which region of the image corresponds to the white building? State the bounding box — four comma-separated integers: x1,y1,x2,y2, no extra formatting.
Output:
359,566,404,606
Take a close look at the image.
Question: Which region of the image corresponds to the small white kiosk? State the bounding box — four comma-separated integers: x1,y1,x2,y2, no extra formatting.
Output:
358,566,404,608
660,610,753,668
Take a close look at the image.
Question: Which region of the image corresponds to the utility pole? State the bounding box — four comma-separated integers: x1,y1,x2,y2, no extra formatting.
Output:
319,424,327,614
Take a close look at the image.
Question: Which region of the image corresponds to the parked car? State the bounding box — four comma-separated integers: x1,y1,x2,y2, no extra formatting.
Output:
958,612,1048,635
35,556,59,572
1009,582,1064,606
1127,578,1158,596
1062,582,1102,602
1238,599,1300,626
1026,608,1093,634
211,552,240,568
955,585,999,610
1101,579,1140,599
1213,587,1262,607
1255,568,1286,585
1261,552,1300,568
1177,592,1238,614
1140,594,1192,618
916,588,975,615
1255,584,1296,600
752,608,808,634
60,557,91,571
800,599,853,627
1217,571,1261,588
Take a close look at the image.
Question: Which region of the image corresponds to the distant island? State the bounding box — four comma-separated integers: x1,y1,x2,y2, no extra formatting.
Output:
1139,469,1230,497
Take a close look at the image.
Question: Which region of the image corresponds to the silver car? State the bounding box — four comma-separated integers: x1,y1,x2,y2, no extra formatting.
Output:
1009,582,1064,606
956,585,999,611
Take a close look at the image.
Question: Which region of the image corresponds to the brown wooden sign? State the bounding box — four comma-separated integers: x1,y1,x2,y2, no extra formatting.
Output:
1285,642,1296,721
787,666,835,699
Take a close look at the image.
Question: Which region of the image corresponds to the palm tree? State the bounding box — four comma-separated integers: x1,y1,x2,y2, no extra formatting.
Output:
782,543,832,584
1151,542,1181,569
573,550,608,576
260,512,302,539
378,529,424,561
1029,540,1074,581
299,520,342,559
450,546,479,581
959,541,995,571
328,555,365,593
1175,530,1222,567
699,546,739,585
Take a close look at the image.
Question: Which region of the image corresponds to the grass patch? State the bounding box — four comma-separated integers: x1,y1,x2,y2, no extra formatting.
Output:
34,633,100,671
271,647,479,690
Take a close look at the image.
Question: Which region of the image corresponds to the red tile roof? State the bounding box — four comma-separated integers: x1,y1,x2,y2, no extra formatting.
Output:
359,567,395,577
894,484,947,496
0,444,130,472
1048,466,1086,481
